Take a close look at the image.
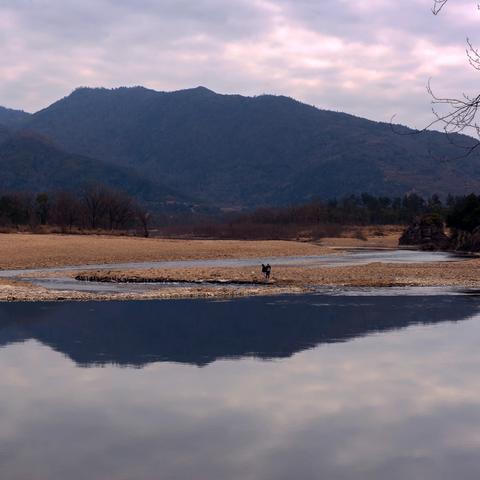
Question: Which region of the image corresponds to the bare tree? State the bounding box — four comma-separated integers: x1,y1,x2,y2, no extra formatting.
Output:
135,206,151,238
0,193,32,227
104,189,134,230
52,191,81,232
35,193,50,225
0,186,145,233
426,0,480,154
82,184,107,230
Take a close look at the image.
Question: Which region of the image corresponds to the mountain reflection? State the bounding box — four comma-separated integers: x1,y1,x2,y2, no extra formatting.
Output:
0,295,478,368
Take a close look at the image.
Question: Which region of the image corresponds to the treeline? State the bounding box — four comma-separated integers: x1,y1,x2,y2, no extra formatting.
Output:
446,193,480,232
233,193,451,227
158,193,473,240
0,185,151,236
3,188,479,241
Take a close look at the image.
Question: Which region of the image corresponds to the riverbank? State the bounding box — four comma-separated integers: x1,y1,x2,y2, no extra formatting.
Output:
3,257,480,302
5,227,473,302
0,280,303,302
0,234,332,270
0,227,402,270
75,258,480,289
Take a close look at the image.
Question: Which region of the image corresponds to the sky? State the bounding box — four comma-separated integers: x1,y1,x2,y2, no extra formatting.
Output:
0,0,478,129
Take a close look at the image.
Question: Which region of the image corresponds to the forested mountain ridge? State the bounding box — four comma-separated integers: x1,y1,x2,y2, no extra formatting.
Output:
0,131,193,210
0,106,31,127
7,86,480,206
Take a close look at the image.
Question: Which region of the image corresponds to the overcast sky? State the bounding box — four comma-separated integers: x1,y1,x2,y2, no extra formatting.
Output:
0,0,478,128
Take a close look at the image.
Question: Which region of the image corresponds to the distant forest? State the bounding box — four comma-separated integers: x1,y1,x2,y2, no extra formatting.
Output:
161,193,480,240
233,193,447,226
0,185,151,236
1,188,479,240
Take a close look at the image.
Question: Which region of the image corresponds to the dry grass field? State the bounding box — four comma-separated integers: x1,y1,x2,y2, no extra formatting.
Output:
0,233,331,270
0,227,402,270
75,259,480,289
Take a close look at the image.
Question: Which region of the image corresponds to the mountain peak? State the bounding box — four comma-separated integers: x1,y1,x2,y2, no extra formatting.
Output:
70,86,155,96
21,85,480,207
67,85,218,102
171,86,217,97
191,86,215,94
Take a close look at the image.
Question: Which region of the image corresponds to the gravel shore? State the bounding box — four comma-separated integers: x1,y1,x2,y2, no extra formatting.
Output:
2,257,479,302
75,259,480,289
2,227,469,302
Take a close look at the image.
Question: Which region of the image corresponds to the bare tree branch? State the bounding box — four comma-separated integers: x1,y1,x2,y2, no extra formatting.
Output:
392,0,480,158
428,1,480,144
432,0,449,15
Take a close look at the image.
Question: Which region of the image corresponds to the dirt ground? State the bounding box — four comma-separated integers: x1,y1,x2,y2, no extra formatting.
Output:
0,227,402,270
74,259,480,289
0,234,331,270
5,226,469,302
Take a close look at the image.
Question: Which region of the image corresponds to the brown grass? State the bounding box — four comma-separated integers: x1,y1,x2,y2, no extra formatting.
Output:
74,258,480,289
0,226,403,271
0,233,339,270
319,226,403,249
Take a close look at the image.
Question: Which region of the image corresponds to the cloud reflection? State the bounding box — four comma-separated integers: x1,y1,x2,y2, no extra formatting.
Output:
1,298,480,478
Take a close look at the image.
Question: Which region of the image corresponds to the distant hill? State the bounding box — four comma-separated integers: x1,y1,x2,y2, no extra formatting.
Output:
0,132,191,209
18,86,480,206
0,106,31,127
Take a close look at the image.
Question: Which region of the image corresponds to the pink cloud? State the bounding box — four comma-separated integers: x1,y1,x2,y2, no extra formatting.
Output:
0,0,477,130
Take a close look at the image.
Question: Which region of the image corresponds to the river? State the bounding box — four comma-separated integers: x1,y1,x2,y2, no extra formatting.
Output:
0,248,470,294
1,293,480,479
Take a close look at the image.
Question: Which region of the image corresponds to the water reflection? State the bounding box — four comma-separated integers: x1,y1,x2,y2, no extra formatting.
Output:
0,295,478,367
1,296,480,480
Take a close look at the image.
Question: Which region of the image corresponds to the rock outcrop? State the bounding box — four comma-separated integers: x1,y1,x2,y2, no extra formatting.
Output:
399,214,451,250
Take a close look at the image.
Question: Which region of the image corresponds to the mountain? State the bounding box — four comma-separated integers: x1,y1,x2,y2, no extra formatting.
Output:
0,132,190,208
22,86,480,206
0,106,31,127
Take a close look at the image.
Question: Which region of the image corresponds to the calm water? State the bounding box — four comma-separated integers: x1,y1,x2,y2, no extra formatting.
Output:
1,295,480,479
